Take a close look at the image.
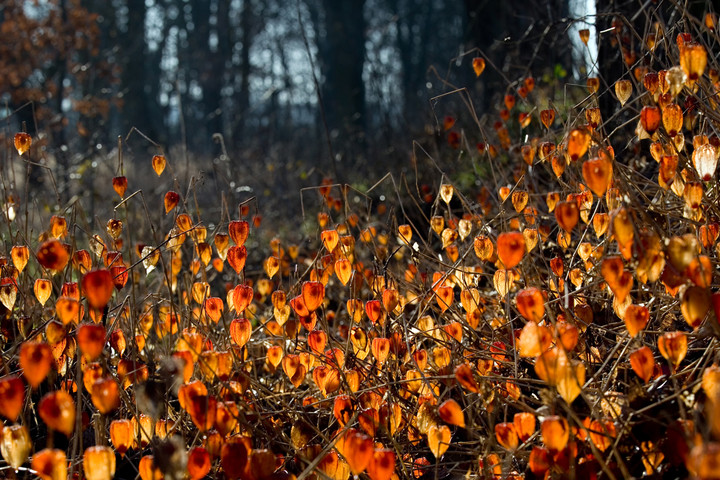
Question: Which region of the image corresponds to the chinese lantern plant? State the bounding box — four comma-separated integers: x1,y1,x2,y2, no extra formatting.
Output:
0,2,720,479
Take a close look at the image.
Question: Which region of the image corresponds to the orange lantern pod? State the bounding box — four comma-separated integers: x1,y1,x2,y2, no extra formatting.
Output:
32,448,67,480
333,395,354,426
585,107,602,129
706,13,717,31
587,77,600,93
541,416,570,452
473,235,494,261
504,94,515,110
282,355,306,388
366,449,396,480
188,446,212,480
108,329,126,356
371,338,391,365
612,207,634,248
435,286,453,313
495,422,519,450
567,128,591,161
138,455,163,480
555,201,579,233
681,285,711,329
687,256,713,288
164,191,180,213
228,220,250,247
151,154,166,175
215,401,240,437
229,318,252,348
37,239,69,272
426,424,451,459
454,363,479,393
10,245,29,274
91,377,121,414
109,419,135,457
528,446,551,476
302,281,325,312
307,329,327,355
263,256,280,278
335,258,353,285
601,256,630,300
545,192,560,212
534,347,569,386
34,279,53,306
658,155,679,189
589,420,617,452
540,109,555,129
202,297,224,324
518,321,552,358
0,424,31,470
187,392,218,432
555,320,580,352
662,103,683,137
438,399,465,428
48,215,68,239
640,106,661,134
510,190,529,213
227,245,247,274
644,72,659,94
658,331,688,370
624,304,649,337
582,156,613,197
214,233,230,260
514,412,536,442
133,414,153,448
593,212,610,237
679,42,707,84
0,376,24,422
82,362,103,393
221,437,252,480
266,345,283,369
692,144,717,181
519,111,531,128
471,57,486,76
38,390,75,436
321,229,339,252
14,133,31,155
231,284,253,314
55,296,81,325
46,321,67,347
615,79,632,106
495,269,518,298
77,323,106,361
629,346,655,382
496,232,526,269
83,446,116,480
19,341,53,388
109,175,128,199
578,28,590,45
521,144,536,166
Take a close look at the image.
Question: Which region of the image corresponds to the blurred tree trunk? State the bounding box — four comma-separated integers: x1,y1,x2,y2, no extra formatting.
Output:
237,0,253,143
55,0,70,199
316,0,367,167
122,0,163,144
595,0,639,124
388,0,433,123
463,0,572,109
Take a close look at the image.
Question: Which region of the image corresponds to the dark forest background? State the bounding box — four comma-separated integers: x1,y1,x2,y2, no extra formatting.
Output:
3,0,706,214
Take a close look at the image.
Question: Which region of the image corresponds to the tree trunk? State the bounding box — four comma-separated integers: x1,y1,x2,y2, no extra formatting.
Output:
463,0,572,109
317,0,367,169
122,0,163,143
